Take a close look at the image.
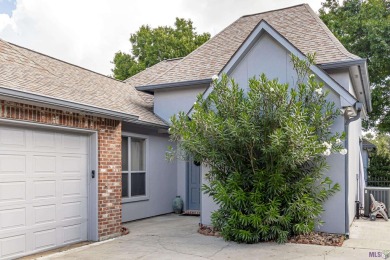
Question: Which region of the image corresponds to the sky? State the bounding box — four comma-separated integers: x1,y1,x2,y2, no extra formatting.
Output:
0,0,324,76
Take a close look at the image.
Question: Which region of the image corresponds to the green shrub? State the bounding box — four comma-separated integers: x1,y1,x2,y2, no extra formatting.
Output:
168,55,344,243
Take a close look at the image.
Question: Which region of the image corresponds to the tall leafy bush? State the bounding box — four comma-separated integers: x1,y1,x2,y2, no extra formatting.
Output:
168,55,345,243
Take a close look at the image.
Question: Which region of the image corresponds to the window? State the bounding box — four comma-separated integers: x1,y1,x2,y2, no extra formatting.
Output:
122,135,147,200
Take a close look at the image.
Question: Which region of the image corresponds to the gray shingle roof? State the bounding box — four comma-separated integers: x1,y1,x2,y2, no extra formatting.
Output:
133,4,360,87
0,39,166,126
125,58,182,105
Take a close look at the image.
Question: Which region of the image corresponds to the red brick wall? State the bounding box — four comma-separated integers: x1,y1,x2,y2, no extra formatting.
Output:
0,100,122,240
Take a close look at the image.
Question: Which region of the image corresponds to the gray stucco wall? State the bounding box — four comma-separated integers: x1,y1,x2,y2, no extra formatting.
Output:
230,33,297,89
153,85,208,210
200,32,351,234
121,124,177,222
329,70,357,98
200,164,217,225
347,119,361,225
154,85,208,123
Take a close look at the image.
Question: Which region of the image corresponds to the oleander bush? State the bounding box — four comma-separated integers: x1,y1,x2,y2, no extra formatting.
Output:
167,54,345,243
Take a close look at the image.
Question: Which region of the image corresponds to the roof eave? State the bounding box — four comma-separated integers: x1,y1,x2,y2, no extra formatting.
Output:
320,59,372,113
136,79,212,93
0,85,139,122
318,59,366,70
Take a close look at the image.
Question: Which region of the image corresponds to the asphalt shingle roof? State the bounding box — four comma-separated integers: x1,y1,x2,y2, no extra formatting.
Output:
125,58,183,105
132,4,360,87
0,39,166,126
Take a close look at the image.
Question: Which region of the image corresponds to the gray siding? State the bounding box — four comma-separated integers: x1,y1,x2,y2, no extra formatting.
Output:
200,165,217,225
121,124,177,222
230,34,297,90
329,70,357,98
153,86,208,209
154,86,207,123
347,119,361,225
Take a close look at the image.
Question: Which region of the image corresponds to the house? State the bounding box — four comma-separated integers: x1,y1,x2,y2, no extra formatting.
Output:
0,4,371,259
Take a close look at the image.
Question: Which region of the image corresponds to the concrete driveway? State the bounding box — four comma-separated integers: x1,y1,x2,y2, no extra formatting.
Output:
37,214,388,260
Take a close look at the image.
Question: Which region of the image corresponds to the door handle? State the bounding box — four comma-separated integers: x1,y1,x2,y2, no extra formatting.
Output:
91,170,95,178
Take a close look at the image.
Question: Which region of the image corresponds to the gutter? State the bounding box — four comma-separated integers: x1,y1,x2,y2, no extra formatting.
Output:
344,102,362,238
318,59,366,70
357,63,372,112
136,78,212,93
0,85,139,122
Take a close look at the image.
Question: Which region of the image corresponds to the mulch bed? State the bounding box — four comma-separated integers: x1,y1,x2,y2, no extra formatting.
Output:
288,232,345,246
198,223,221,237
198,224,344,246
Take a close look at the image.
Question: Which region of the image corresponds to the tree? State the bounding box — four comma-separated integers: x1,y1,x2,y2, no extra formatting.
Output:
167,55,344,243
112,18,210,80
319,0,390,132
366,134,390,185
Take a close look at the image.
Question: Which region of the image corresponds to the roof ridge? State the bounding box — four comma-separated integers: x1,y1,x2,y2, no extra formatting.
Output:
241,3,306,18
164,57,183,61
303,4,360,61
146,16,244,85
2,39,124,82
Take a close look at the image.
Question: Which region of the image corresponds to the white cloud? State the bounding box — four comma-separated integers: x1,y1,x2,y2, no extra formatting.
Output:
0,0,323,76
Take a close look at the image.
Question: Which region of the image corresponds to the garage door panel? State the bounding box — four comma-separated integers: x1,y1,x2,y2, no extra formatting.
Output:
62,202,82,220
33,155,57,174
34,228,56,251
33,204,56,225
0,207,26,229
0,125,90,259
62,155,86,174
32,131,56,151
0,155,26,175
62,179,84,197
0,128,26,150
63,223,86,243
33,180,56,200
62,134,88,154
0,234,26,258
0,182,26,202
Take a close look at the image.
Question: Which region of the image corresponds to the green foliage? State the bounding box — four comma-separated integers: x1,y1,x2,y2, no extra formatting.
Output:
366,134,390,184
168,55,344,243
319,0,390,132
112,18,210,80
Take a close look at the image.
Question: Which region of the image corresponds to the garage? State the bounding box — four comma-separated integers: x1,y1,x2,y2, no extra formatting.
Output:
0,124,91,259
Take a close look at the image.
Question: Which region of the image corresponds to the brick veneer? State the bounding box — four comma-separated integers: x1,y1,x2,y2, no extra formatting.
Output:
0,100,122,240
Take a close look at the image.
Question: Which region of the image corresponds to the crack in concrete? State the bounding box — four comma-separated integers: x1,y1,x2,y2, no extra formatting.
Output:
156,235,210,259
207,243,230,258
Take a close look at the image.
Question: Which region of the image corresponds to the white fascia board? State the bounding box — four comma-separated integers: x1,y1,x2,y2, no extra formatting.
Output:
0,85,139,122
193,20,357,117
359,62,372,112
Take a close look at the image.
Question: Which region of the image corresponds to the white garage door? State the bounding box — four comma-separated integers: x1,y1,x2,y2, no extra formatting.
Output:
0,125,89,259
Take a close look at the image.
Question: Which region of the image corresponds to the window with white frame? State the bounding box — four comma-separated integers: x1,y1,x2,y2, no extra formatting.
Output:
122,136,147,198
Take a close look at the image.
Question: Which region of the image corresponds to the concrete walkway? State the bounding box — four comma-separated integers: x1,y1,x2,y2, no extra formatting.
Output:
343,217,390,251
38,214,388,260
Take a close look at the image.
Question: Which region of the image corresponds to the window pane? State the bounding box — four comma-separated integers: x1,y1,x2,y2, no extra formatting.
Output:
122,137,128,171
131,172,146,196
131,138,145,171
122,173,129,197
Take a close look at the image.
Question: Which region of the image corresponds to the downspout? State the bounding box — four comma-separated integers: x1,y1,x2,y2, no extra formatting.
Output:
344,102,362,238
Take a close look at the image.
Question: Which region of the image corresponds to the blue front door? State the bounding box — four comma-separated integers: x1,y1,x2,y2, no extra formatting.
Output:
187,161,201,210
